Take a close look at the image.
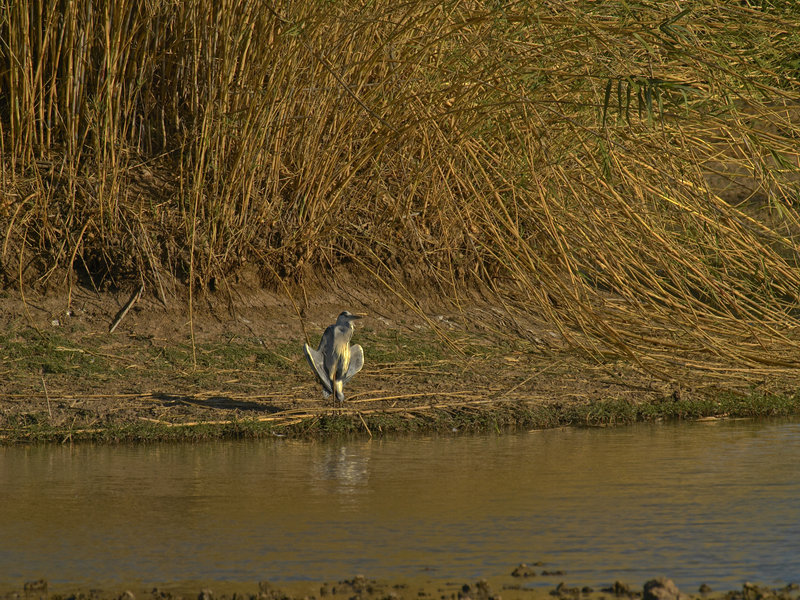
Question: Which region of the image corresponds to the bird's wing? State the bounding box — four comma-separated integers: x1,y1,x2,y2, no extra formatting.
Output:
304,343,333,394
318,325,336,352
342,344,363,384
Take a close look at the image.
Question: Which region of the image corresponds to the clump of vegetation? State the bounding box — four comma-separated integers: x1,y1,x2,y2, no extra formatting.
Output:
2,1,800,383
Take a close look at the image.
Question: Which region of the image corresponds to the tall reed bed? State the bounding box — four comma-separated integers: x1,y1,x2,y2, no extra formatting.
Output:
2,0,800,379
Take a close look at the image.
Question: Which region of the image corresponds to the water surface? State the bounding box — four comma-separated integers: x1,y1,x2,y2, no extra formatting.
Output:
1,419,799,591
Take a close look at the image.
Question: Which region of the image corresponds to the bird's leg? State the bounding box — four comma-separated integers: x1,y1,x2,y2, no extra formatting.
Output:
330,371,338,405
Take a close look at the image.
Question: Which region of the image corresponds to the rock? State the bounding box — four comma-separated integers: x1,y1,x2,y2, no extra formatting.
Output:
551,583,580,598
458,580,498,600
475,580,492,600
602,582,633,596
741,582,776,600
511,564,537,578
338,575,376,597
23,581,48,593
258,581,293,600
643,578,682,600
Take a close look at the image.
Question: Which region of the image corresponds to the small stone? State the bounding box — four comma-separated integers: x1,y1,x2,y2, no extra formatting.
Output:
553,583,580,598
24,581,48,593
643,578,682,600
198,589,214,600
511,564,537,578
601,582,631,596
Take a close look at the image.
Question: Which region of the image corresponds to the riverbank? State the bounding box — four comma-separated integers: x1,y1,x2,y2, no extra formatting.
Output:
2,284,799,445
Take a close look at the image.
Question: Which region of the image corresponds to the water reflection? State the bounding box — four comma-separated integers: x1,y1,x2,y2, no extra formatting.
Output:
312,442,372,497
1,419,799,591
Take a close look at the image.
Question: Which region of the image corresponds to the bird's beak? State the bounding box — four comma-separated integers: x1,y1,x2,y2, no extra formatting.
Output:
353,313,366,319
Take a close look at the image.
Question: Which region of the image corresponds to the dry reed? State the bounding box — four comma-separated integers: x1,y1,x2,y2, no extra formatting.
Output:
2,0,800,380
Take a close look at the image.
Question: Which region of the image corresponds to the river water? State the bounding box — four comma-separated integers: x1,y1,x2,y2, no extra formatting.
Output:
1,418,799,592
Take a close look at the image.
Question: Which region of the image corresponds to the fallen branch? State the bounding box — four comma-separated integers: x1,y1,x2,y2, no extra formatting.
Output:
109,285,144,333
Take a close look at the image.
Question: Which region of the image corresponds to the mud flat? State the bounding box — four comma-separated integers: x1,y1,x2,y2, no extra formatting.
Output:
5,575,799,600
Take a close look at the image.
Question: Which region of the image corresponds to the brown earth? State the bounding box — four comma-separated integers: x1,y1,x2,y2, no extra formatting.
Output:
0,271,701,442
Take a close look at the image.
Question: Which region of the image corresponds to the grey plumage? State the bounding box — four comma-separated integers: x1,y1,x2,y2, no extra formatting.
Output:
304,311,365,402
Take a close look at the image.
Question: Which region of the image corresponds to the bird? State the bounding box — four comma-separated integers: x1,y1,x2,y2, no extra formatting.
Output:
304,311,365,403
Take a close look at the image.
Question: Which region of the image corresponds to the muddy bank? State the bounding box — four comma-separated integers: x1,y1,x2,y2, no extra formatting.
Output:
5,576,798,600
2,286,800,444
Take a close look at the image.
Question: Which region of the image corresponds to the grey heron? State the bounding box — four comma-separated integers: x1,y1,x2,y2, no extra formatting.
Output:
304,311,365,403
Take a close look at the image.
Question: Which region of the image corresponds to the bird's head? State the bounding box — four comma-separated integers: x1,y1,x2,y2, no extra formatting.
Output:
336,311,365,326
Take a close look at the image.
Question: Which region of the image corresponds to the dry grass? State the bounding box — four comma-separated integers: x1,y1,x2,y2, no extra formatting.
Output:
2,0,800,381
